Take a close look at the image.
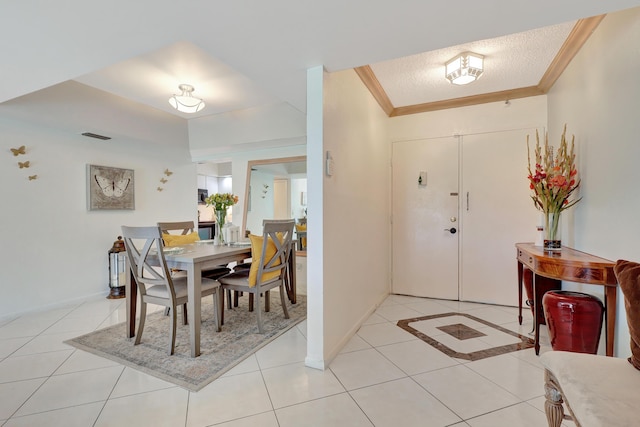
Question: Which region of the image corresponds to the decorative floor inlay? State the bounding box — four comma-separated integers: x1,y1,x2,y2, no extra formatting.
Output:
397,312,534,361
437,323,486,340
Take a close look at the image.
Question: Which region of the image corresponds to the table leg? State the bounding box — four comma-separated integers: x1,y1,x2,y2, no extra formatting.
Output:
534,273,541,355
605,286,617,357
517,261,523,325
187,265,202,358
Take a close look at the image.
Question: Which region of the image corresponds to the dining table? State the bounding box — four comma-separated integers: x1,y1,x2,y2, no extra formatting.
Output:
125,241,252,357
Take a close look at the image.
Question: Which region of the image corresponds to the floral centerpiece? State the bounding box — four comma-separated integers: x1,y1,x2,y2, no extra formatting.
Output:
527,125,581,251
204,192,239,244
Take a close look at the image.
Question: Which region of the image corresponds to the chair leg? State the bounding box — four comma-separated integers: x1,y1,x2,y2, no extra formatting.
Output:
134,302,147,345
249,294,254,312
182,303,188,325
169,304,177,355
233,291,239,307
226,289,232,310
255,289,264,333
280,284,290,319
164,307,170,316
213,290,221,332
544,370,565,427
265,290,270,312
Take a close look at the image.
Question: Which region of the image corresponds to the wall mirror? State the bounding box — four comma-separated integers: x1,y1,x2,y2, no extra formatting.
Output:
242,156,307,236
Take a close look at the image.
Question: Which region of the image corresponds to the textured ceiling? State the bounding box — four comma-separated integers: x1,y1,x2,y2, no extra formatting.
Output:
370,22,575,107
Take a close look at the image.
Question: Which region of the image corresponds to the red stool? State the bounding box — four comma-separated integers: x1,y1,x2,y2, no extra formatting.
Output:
542,291,604,354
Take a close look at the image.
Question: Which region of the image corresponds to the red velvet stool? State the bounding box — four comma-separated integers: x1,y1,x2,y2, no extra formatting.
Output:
542,291,604,354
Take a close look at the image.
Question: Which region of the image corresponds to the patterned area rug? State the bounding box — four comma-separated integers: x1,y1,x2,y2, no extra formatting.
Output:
66,294,306,392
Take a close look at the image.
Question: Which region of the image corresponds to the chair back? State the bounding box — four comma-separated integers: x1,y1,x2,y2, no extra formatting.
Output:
256,219,295,285
121,225,176,301
157,221,195,235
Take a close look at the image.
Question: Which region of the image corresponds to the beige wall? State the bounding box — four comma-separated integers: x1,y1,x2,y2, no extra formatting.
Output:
546,8,640,357
306,67,391,368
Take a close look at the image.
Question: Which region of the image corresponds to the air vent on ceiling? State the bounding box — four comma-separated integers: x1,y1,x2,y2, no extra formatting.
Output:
81,132,111,141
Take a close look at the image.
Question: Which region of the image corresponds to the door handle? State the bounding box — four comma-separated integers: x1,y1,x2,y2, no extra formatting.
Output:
444,227,457,234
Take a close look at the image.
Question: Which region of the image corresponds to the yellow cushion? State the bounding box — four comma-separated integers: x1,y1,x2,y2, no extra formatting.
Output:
248,234,283,287
162,231,200,247
295,224,307,247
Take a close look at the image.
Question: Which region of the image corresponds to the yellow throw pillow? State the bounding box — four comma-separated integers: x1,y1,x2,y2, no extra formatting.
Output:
295,224,307,247
162,231,200,247
248,234,283,287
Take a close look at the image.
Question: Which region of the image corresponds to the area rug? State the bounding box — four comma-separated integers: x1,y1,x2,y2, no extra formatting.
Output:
66,294,306,392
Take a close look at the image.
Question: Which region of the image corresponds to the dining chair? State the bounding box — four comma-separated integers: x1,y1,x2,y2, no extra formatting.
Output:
218,219,295,333
121,225,221,355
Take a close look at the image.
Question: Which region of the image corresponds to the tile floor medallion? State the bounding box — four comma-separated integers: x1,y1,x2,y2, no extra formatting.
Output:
397,312,535,361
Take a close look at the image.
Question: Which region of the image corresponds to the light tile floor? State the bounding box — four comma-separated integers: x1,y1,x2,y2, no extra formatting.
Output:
0,294,570,427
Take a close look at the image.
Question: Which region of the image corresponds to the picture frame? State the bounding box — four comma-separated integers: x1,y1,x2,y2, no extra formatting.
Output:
87,164,135,210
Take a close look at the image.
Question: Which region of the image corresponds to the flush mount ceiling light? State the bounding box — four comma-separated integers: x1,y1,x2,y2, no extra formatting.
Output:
445,52,484,85
168,84,205,113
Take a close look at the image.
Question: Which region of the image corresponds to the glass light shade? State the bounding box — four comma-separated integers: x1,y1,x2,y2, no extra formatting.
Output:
168,84,205,113
445,52,484,85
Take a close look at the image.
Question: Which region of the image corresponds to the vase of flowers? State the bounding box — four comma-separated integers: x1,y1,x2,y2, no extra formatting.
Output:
527,125,581,251
204,192,239,245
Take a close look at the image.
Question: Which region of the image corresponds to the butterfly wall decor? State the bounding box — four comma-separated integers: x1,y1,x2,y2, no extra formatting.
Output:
94,174,130,198
18,161,30,168
87,164,135,211
10,145,26,156
164,169,173,176
28,175,38,181
160,177,168,184
157,187,163,192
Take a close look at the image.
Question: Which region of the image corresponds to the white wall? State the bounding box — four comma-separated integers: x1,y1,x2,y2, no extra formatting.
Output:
306,67,391,368
0,116,198,318
546,8,640,357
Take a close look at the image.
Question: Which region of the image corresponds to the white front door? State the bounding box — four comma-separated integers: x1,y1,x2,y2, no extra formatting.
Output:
392,128,541,305
392,137,459,300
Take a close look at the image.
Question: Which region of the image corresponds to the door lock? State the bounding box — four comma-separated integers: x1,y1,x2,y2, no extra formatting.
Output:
444,227,457,234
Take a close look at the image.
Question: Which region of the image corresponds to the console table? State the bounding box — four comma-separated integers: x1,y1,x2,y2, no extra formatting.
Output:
516,243,617,356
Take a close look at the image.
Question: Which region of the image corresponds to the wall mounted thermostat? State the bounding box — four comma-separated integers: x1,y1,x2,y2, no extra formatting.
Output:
326,151,335,176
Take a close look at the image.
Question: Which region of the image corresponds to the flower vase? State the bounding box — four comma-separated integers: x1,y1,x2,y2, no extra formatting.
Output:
214,209,227,246
544,210,562,251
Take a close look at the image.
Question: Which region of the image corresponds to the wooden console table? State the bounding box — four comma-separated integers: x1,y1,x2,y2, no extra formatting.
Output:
516,243,617,356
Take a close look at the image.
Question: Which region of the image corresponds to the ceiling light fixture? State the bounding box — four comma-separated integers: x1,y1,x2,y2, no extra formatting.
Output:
168,84,205,113
445,52,484,85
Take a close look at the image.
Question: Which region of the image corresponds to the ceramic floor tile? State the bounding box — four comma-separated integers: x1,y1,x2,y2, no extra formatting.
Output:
329,348,406,390
15,365,123,416
356,322,417,347
0,350,73,383
465,402,550,427
465,353,545,401
361,312,389,326
54,349,121,374
221,353,261,378
464,306,520,325
41,315,109,335
106,367,176,399
214,411,279,427
3,402,104,427
376,339,460,375
95,387,189,427
262,361,345,409
186,371,273,426
0,337,31,359
255,327,307,370
350,377,461,427
413,364,521,419
0,378,46,419
275,393,373,427
373,304,423,322
404,299,455,315
339,334,372,354
11,331,78,356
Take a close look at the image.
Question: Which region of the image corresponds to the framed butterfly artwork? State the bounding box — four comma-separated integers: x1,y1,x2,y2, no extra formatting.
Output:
87,164,135,210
